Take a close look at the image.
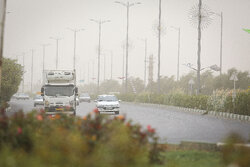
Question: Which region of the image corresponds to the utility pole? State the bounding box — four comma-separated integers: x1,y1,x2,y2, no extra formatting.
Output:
92,60,95,82
219,12,223,76
115,1,141,93
31,49,34,93
41,44,49,80
103,53,106,81
111,51,113,80
157,0,162,93
90,19,110,93
139,38,147,88
197,0,202,94
88,62,90,84
68,28,84,70
122,45,125,86
0,0,7,95
22,52,25,92
170,26,181,81
50,37,62,69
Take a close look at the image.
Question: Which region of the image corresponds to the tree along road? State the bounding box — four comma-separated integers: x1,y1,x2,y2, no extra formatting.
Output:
8,99,250,144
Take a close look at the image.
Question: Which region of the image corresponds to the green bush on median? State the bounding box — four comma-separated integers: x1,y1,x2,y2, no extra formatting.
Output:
118,89,250,116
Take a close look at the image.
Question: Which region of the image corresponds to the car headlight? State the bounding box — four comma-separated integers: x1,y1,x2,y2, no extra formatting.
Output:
114,104,120,108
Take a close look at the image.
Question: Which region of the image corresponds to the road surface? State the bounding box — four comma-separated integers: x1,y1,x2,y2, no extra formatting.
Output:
8,99,250,144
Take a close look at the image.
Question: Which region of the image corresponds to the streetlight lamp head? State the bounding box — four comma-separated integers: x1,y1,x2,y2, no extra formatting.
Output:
209,64,220,72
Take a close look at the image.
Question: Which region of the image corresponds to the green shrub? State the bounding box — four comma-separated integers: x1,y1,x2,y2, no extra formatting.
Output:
0,58,23,103
119,90,250,116
0,109,164,167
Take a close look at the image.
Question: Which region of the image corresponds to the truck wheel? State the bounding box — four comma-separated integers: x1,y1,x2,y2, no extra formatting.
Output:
34,104,36,107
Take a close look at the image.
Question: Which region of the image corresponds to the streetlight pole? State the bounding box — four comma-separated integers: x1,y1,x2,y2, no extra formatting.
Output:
103,53,106,81
31,49,34,93
90,19,110,93
115,1,141,93
92,60,95,81
157,0,162,93
22,52,25,93
197,0,202,94
122,45,125,86
41,44,49,80
111,51,113,80
139,38,147,88
50,37,62,69
68,28,84,70
88,62,90,84
219,12,223,76
211,12,223,76
170,26,181,81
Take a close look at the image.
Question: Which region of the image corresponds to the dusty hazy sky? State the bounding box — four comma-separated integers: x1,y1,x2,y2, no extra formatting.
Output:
2,0,250,87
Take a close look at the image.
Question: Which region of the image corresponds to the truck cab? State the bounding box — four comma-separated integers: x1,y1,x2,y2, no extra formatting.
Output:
41,70,78,116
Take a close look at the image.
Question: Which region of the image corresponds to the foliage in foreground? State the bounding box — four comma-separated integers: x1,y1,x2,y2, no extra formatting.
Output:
0,58,23,103
0,109,163,167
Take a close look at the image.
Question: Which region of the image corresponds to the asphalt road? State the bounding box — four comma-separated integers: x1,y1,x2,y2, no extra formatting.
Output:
8,99,250,144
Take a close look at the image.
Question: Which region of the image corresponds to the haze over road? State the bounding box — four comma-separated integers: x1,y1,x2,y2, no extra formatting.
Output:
8,99,250,144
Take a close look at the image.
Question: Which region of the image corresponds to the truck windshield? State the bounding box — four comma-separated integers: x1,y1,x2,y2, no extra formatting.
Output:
44,85,74,97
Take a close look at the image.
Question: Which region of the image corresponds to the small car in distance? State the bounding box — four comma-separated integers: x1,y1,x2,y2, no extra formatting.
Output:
15,93,30,100
34,95,44,107
79,93,91,103
95,95,120,115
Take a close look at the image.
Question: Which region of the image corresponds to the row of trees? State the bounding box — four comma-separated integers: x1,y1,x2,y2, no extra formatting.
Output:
80,68,250,95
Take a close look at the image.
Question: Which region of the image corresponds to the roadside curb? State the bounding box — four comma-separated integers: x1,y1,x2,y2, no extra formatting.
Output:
124,102,250,122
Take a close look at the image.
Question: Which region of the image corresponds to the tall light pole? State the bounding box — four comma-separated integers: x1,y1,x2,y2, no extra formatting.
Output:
115,1,141,93
212,12,223,76
139,38,147,88
103,53,106,81
0,0,7,94
41,44,49,80
197,0,202,94
90,19,110,93
92,59,96,82
68,28,84,70
22,53,25,92
110,51,113,80
88,62,90,84
21,52,25,93
170,26,181,81
50,37,62,69
103,50,114,80
157,0,162,93
16,53,25,92
30,49,34,93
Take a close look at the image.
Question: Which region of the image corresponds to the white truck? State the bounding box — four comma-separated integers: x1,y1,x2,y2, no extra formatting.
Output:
41,70,78,115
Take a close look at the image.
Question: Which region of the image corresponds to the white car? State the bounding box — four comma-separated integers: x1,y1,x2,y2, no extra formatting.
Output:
34,95,44,107
95,95,120,115
14,93,30,100
79,93,91,103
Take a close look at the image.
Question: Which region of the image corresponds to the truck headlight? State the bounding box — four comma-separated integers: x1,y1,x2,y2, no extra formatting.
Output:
45,100,49,107
69,101,74,106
